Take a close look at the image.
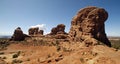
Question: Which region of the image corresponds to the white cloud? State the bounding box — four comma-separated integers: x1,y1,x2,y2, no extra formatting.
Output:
30,24,46,30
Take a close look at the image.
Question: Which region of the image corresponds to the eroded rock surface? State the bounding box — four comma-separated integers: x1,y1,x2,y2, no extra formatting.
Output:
38,30,44,35
10,27,28,41
69,6,111,47
28,27,44,35
49,24,68,39
50,24,66,35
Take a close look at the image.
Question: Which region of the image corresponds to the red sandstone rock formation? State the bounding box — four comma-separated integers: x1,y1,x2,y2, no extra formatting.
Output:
69,6,111,47
38,30,44,35
10,27,28,41
49,24,68,39
50,24,67,35
28,27,44,35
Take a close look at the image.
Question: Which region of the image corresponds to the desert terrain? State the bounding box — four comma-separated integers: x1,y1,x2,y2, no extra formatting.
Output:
0,6,120,64
0,37,120,64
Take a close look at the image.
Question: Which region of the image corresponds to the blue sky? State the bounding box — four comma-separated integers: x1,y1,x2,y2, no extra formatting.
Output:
0,0,120,36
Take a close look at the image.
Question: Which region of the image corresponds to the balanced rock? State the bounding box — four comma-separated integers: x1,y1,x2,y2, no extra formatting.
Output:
69,6,111,47
11,27,28,41
28,27,44,35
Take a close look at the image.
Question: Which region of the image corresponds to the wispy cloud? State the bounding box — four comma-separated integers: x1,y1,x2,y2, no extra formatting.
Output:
30,24,46,30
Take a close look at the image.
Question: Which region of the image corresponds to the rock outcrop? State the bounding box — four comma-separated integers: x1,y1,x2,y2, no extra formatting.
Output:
50,24,66,35
10,27,28,41
49,24,68,39
38,30,44,35
69,6,111,47
28,27,44,35
29,27,39,35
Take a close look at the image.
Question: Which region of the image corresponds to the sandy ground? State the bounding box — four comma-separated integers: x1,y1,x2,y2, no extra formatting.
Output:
0,42,120,64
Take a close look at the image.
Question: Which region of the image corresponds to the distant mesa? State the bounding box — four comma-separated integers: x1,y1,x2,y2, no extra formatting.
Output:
10,6,111,47
0,35,11,38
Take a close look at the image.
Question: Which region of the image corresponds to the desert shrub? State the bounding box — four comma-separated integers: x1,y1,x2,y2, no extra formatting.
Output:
12,51,21,58
56,46,61,52
47,54,51,58
62,47,72,52
38,40,49,46
97,41,105,45
0,52,4,55
0,56,6,59
17,51,21,55
21,41,29,45
27,58,30,61
2,56,6,59
51,42,56,46
80,58,84,63
110,40,120,49
30,39,49,46
13,54,18,58
51,40,59,46
55,40,59,46
0,39,9,50
12,59,22,64
51,40,60,46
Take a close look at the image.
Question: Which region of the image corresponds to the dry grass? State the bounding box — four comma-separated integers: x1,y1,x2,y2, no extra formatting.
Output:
0,38,9,50
110,39,120,49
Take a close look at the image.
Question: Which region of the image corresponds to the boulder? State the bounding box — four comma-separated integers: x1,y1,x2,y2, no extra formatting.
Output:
69,6,111,47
